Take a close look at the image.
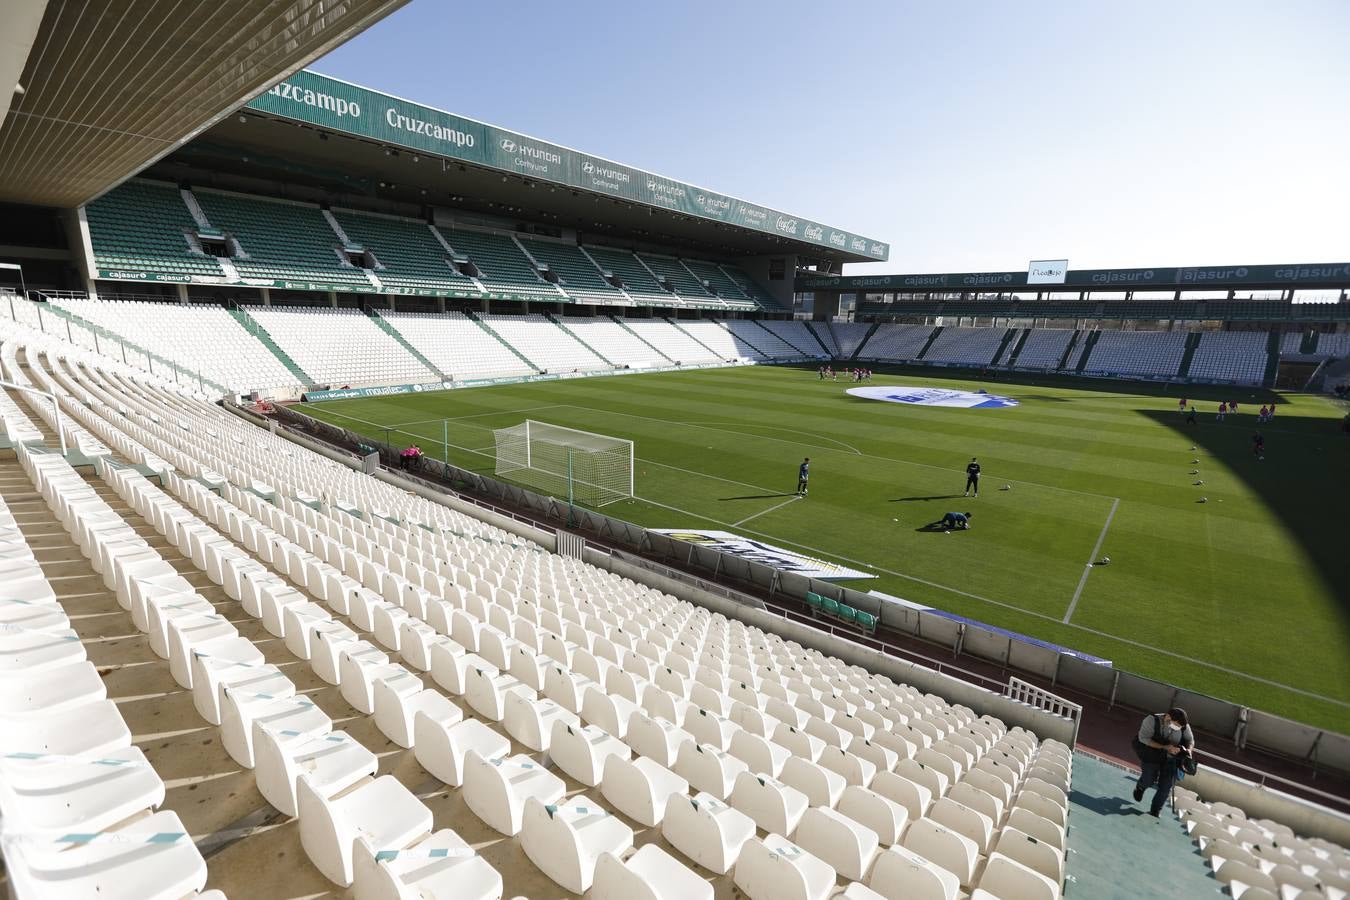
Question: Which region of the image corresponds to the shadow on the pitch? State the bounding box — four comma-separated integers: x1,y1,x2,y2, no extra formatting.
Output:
915,522,968,533
718,493,796,501
891,494,961,502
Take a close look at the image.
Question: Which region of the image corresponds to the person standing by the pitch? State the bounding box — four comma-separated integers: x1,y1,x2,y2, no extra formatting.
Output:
796,457,810,496
963,457,981,498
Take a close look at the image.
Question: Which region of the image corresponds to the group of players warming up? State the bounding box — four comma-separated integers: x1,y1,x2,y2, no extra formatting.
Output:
795,454,979,532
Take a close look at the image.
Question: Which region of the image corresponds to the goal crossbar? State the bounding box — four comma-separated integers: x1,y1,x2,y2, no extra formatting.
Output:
492,419,633,506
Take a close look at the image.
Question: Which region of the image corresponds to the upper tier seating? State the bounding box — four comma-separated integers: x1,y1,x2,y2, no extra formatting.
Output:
517,238,627,305
682,259,756,308
192,190,370,289
558,317,671,368
922,327,1009,366
245,306,438,386
380,311,535,380
1080,330,1188,378
1186,332,1267,385
720,263,782,309
1010,329,1075,369
332,210,478,296
858,325,935,360
621,319,724,364
48,297,296,392
585,247,680,306
479,314,607,373
440,228,561,302
85,181,224,281
638,254,717,305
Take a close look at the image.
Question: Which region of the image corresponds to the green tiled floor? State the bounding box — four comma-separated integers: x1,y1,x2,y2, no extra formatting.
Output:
1066,751,1225,899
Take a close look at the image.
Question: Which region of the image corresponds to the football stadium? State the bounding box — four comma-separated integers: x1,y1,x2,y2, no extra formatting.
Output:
0,3,1347,899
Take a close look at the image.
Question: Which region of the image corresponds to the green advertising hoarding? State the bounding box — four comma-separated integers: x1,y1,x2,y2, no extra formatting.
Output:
244,71,888,261
797,262,1350,292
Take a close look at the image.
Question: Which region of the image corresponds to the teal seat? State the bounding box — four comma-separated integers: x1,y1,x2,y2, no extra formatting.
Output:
805,592,824,611
837,606,857,625
821,597,840,617
855,611,877,633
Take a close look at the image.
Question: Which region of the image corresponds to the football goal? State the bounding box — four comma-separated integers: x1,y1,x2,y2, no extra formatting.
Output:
492,420,634,507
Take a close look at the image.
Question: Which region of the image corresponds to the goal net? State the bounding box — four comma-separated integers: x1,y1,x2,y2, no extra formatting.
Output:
492,420,633,507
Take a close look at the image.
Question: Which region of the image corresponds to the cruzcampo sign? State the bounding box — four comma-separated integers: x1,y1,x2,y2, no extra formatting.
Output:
244,70,888,262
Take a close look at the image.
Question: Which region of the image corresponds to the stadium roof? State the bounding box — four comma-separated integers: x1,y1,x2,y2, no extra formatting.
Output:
172,69,888,264
798,262,1350,293
0,0,410,209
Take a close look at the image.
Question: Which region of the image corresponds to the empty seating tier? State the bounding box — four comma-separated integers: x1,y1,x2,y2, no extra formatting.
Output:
479,313,607,373
1186,332,1268,384
244,306,438,386
332,210,478,296
922,327,1009,366
85,180,224,281
1081,330,1188,378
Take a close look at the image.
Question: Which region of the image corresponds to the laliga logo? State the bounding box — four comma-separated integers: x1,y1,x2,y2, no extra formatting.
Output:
804,224,824,240
500,139,517,153
775,216,799,235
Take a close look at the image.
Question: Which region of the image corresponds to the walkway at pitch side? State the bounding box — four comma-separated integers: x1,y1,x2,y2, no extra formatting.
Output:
1066,751,1225,898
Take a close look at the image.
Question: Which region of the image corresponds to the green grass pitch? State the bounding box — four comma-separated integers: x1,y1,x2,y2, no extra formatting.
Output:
304,364,1350,732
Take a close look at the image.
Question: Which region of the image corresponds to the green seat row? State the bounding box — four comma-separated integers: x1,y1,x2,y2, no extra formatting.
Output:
804,591,877,633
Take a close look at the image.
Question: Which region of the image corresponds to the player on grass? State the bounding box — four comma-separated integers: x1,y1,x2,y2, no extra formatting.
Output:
938,511,973,530
963,457,981,498
797,457,810,496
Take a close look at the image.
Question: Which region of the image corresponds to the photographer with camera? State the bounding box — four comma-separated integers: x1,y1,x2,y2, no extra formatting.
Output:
1131,707,1196,817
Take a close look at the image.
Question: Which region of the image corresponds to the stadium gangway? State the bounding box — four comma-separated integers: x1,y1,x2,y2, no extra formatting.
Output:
0,378,68,456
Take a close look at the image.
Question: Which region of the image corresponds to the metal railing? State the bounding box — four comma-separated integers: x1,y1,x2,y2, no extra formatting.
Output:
1006,676,1084,727
11,292,231,397
0,378,68,456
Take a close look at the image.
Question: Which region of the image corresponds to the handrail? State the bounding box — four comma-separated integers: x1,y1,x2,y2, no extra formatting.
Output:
1005,676,1083,728
21,292,230,397
0,377,67,457
1190,748,1350,814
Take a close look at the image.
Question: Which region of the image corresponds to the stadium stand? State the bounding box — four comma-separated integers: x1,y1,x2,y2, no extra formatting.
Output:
723,320,810,360
857,324,935,360
683,258,755,305
720,263,782,310
557,316,671,368
381,310,535,380
331,209,479,296
621,318,725,363
516,237,628,305
1172,786,1350,899
831,323,875,359
682,319,765,360
638,253,717,304
47,297,296,392
439,227,562,302
245,306,438,386
191,189,372,289
1008,328,1076,370
1080,330,1189,378
478,313,608,373
0,305,1088,898
585,246,682,306
759,320,828,358
1186,332,1268,385
922,326,1010,366
85,180,226,281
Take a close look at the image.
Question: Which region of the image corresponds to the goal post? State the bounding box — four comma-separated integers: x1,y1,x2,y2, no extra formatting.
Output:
492,419,633,506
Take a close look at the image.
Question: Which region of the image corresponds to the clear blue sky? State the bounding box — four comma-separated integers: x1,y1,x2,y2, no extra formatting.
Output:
314,0,1350,274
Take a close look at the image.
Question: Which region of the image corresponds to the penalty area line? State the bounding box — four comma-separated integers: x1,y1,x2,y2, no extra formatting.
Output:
1063,497,1119,624
732,495,801,527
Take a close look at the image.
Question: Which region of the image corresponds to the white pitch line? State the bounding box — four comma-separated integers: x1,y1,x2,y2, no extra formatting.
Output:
632,493,1350,709
562,403,1115,500
1063,497,1120,624
732,495,800,527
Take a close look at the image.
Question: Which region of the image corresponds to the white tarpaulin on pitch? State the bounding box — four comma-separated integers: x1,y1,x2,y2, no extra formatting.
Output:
847,385,1019,408
651,530,875,580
